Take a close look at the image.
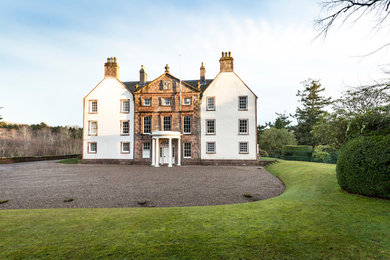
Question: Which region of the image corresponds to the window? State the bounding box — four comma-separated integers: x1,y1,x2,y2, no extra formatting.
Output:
143,142,151,158
143,98,151,106
239,119,248,134
163,116,171,131
121,120,129,135
88,142,97,153
239,96,248,110
183,116,192,134
206,142,216,154
183,97,192,105
121,142,130,153
89,100,98,113
206,97,215,111
206,119,215,135
121,100,130,113
143,116,151,134
184,143,191,158
88,121,97,136
163,98,171,106
239,142,249,154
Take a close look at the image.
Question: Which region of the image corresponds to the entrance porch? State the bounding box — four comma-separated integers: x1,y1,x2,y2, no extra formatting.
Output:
151,131,181,167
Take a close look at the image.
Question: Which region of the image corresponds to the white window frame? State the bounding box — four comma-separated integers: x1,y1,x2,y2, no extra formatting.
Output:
143,98,151,106
121,99,130,113
143,116,151,134
206,119,215,135
239,142,249,154
183,97,192,105
239,96,248,110
184,142,192,158
206,97,215,111
206,142,216,154
121,142,130,154
89,100,98,113
88,121,97,136
121,120,130,135
143,142,151,158
163,98,171,106
183,116,192,134
88,142,97,153
239,119,249,135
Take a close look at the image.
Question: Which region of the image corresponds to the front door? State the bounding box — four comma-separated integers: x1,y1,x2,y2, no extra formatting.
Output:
160,143,175,165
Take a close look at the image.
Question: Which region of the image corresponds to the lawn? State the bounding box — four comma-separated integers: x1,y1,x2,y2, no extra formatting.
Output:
0,160,389,259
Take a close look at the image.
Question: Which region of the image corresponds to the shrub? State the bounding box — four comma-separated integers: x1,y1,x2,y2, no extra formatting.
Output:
281,145,313,161
312,145,338,164
336,135,390,199
259,149,269,157
259,127,296,155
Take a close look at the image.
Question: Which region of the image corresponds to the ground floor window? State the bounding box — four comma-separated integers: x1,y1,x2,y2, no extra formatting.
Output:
88,142,97,153
239,142,249,154
121,142,130,153
206,142,216,154
184,142,191,158
143,142,151,158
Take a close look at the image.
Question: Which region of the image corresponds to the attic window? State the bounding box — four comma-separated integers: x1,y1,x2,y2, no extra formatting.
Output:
183,97,192,105
143,98,151,106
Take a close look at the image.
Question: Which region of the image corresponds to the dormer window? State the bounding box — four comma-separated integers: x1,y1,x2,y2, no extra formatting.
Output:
183,97,192,105
143,98,151,106
163,98,171,106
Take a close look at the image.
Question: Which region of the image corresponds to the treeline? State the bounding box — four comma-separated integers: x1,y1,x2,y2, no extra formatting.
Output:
258,78,390,163
0,122,82,157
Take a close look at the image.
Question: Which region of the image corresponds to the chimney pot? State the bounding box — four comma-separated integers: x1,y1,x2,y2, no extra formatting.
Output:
200,61,206,84
104,56,120,78
219,51,234,72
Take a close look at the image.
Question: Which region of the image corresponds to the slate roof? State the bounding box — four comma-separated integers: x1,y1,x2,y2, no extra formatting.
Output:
122,79,213,95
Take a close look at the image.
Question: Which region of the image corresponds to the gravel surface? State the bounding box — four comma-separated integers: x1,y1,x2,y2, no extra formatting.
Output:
0,161,285,209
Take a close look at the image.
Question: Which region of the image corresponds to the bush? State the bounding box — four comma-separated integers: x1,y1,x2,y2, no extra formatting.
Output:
259,149,269,157
312,145,338,164
259,127,297,156
336,135,390,199
281,145,313,161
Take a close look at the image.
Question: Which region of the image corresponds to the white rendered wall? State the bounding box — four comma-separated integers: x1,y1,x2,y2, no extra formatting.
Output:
200,72,257,160
83,78,134,159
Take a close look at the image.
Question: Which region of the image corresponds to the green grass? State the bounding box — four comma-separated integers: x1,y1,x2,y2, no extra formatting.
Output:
259,156,278,161
1,160,389,259
57,158,81,164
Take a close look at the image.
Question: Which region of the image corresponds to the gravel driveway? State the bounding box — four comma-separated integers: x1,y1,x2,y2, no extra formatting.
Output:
0,161,284,209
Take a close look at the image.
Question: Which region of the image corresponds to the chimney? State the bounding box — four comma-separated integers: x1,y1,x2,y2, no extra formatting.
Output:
104,57,119,78
139,65,147,85
200,62,206,84
219,51,233,72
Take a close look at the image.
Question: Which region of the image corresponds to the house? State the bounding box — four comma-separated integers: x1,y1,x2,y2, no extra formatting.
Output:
82,52,258,166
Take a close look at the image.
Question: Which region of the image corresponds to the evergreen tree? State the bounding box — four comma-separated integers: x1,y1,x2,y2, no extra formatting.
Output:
294,79,331,146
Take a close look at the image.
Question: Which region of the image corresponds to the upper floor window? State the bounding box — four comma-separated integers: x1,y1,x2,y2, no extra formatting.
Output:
121,142,130,154
163,116,171,131
163,98,171,106
89,100,98,113
239,96,248,110
121,99,130,113
88,121,97,136
206,119,215,135
143,116,151,134
143,98,151,106
239,142,249,154
206,97,215,111
121,120,130,135
88,142,97,153
183,116,192,134
239,119,248,134
183,97,192,105
184,142,192,158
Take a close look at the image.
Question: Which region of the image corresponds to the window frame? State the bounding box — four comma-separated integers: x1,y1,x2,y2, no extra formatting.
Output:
142,142,151,158
184,142,192,158
206,96,215,111
88,142,97,154
206,142,216,154
88,121,98,136
163,98,171,106
120,120,130,136
163,116,171,131
239,142,249,154
121,99,130,113
143,98,151,106
121,142,130,154
238,96,248,111
238,119,249,135
206,119,216,135
183,116,192,134
89,100,98,114
183,97,192,105
143,116,152,134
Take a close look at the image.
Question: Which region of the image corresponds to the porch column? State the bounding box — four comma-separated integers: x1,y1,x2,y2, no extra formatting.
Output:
151,138,156,166
155,138,160,167
168,137,173,167
177,138,181,166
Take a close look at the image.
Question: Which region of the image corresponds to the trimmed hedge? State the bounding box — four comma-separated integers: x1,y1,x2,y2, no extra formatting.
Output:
281,145,313,161
336,135,390,199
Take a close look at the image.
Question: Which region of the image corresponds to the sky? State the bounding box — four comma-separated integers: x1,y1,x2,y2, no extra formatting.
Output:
1,0,389,127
